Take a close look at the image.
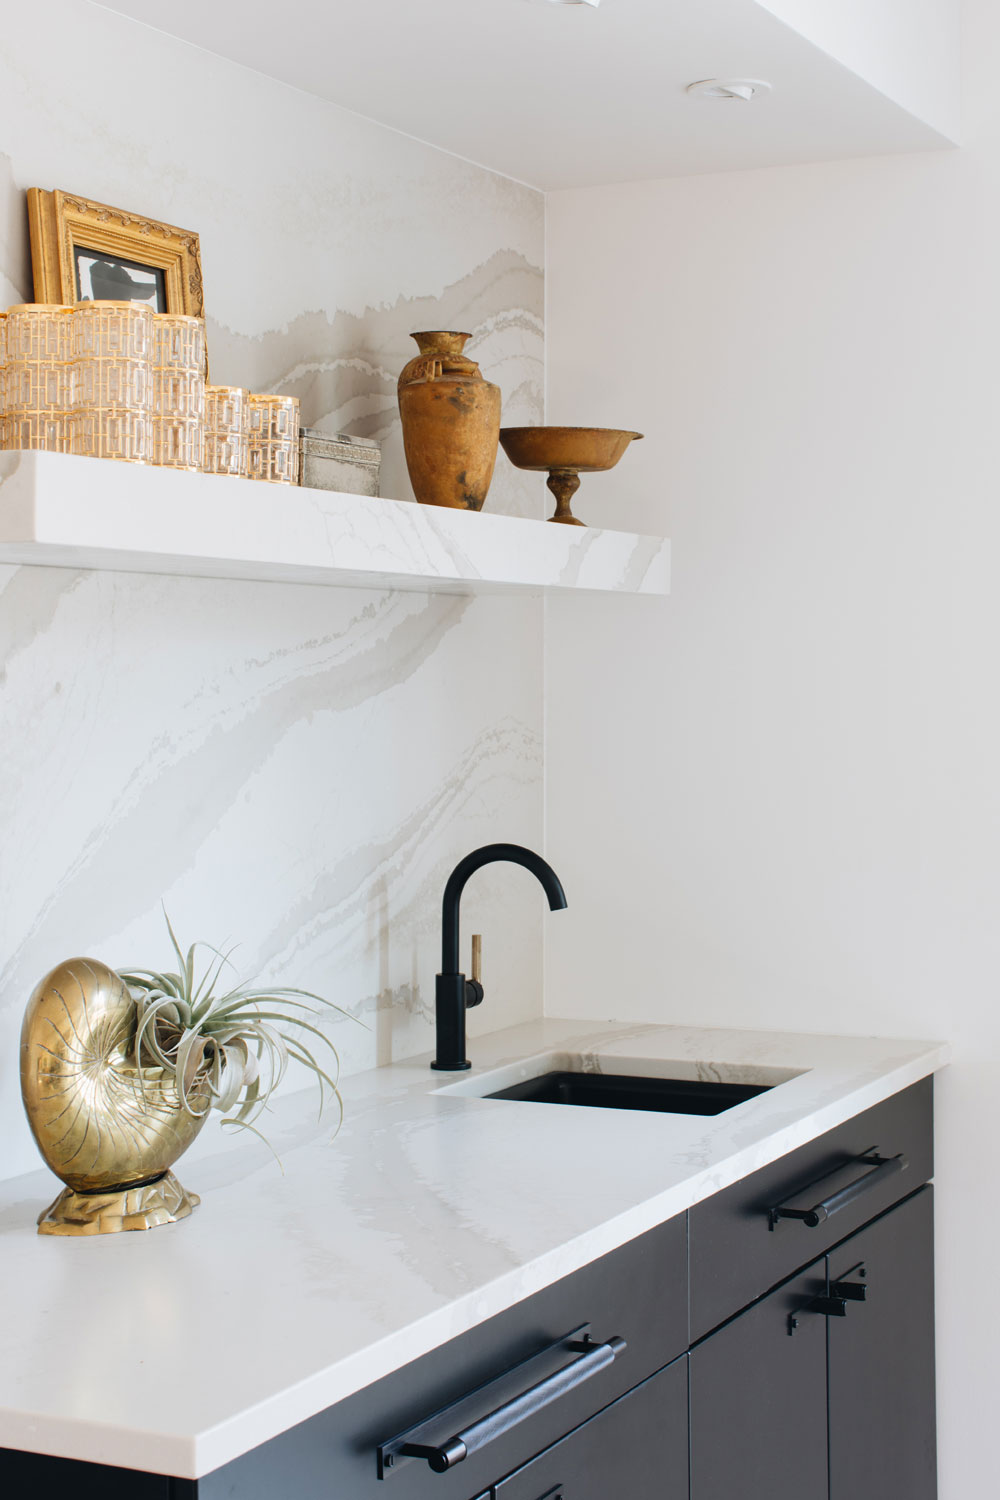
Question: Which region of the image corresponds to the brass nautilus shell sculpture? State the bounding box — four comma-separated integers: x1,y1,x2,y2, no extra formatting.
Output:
20,957,208,1235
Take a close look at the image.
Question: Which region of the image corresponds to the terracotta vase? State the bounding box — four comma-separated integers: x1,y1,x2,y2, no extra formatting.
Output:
397,331,501,510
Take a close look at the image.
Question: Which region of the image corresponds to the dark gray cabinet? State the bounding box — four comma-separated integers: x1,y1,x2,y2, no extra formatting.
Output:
690,1185,936,1500
690,1260,829,1500
0,1081,936,1500
828,1186,936,1500
495,1359,689,1500
688,1077,933,1340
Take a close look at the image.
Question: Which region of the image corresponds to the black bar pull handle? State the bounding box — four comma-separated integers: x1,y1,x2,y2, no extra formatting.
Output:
768,1151,908,1230
378,1327,626,1478
831,1278,868,1302
808,1295,848,1318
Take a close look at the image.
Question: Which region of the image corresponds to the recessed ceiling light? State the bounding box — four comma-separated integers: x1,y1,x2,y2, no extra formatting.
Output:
537,0,601,8
686,78,772,101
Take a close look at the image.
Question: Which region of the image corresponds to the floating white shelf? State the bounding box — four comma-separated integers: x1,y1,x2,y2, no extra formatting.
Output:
0,451,669,597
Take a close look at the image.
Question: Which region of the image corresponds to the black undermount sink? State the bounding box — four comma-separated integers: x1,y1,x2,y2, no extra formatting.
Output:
485,1071,771,1116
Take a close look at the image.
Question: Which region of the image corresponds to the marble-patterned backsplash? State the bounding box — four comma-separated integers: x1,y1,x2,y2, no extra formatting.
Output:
206,248,544,515
0,0,544,1180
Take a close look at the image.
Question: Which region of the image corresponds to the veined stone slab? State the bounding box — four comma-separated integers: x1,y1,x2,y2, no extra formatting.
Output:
0,450,669,598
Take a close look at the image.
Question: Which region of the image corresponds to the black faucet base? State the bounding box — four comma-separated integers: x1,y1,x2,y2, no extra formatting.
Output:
432,971,472,1071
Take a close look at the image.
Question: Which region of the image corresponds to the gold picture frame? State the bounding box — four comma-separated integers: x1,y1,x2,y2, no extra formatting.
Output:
27,188,204,315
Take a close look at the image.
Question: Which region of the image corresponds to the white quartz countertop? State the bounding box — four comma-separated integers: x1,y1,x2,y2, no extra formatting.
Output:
0,1017,948,1479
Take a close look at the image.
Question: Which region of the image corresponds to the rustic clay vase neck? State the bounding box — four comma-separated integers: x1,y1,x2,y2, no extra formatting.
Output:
411,331,471,356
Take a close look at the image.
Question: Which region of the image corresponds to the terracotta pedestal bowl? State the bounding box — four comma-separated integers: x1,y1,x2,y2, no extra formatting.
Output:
498,426,643,525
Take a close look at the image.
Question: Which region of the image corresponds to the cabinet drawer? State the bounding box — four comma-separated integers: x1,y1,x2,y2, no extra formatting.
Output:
199,1216,687,1500
495,1357,689,1500
689,1077,932,1339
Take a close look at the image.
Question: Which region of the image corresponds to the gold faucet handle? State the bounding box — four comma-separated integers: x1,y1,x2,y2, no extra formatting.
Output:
471,934,482,985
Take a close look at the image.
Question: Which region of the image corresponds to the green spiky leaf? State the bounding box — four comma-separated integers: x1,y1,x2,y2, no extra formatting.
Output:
119,911,361,1152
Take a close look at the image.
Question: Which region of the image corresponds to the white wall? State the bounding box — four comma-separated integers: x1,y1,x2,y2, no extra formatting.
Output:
545,1,995,1492
0,0,545,1181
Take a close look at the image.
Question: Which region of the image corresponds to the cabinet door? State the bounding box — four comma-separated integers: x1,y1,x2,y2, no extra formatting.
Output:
828,1186,936,1500
494,1358,688,1500
689,1261,828,1500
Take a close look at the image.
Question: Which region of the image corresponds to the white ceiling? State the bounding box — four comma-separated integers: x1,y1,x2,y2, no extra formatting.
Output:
96,0,957,191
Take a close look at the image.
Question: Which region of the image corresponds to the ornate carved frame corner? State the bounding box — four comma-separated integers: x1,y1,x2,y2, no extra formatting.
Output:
27,187,205,315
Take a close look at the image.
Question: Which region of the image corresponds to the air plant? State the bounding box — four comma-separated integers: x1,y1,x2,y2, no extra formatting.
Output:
119,913,352,1146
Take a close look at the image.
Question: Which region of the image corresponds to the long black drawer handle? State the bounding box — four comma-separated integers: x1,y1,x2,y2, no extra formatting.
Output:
378,1327,626,1477
768,1151,908,1230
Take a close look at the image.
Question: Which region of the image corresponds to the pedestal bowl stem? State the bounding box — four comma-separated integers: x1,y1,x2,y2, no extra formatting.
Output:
546,469,585,526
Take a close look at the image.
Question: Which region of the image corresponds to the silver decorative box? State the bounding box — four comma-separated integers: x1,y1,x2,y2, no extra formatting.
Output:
299,428,381,496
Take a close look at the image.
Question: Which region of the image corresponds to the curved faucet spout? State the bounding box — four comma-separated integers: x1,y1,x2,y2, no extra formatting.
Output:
441,842,567,975
433,843,567,1071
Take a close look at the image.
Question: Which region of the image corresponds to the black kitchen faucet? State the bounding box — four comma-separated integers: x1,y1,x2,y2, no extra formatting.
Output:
431,843,567,1071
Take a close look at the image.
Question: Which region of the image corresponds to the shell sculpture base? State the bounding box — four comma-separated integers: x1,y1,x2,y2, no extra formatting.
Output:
20,957,208,1237
38,1172,200,1236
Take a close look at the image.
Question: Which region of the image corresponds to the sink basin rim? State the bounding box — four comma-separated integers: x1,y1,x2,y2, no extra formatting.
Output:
485,1069,773,1116
433,1049,803,1104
